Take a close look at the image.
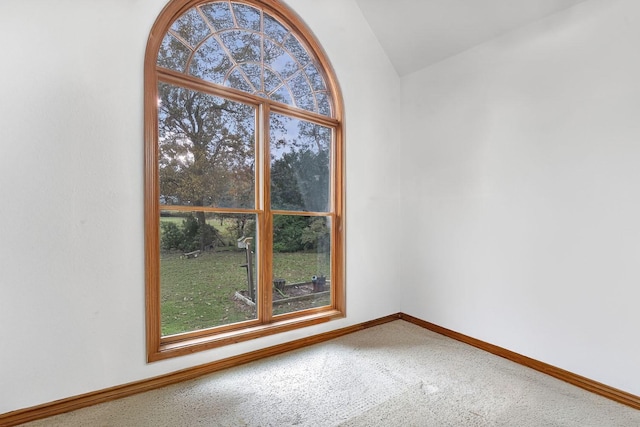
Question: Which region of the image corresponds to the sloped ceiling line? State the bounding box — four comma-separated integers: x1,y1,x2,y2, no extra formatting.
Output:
355,0,590,76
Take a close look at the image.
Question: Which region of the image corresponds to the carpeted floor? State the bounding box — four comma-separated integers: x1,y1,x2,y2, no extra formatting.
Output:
21,320,640,426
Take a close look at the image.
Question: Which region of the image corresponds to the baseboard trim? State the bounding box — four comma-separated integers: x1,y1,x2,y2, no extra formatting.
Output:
399,313,640,411
0,314,400,426
3,312,638,425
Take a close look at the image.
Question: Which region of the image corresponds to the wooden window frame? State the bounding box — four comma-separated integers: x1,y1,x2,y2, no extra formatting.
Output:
144,0,344,362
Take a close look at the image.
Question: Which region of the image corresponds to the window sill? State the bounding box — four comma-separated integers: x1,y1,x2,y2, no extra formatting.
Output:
148,309,345,362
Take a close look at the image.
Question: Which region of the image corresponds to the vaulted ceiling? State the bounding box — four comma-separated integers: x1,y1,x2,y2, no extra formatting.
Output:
354,0,590,76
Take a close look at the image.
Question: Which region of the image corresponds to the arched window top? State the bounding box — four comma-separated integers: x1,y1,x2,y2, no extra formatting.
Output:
155,0,334,117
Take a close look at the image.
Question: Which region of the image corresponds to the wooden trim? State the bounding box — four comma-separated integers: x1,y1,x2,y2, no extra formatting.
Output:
260,101,272,326
332,120,345,316
159,317,263,346
152,309,343,361
144,0,346,361
144,45,161,361
160,205,260,214
157,67,340,129
270,210,331,216
268,102,339,128
0,315,399,427
399,313,640,411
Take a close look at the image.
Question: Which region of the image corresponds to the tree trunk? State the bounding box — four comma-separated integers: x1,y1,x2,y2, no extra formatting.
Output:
195,202,207,251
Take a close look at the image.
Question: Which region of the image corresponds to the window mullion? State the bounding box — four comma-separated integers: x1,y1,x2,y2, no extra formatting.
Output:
259,102,273,324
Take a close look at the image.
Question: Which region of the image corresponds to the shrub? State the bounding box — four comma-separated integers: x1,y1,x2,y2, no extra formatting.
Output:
160,221,183,251
160,215,219,252
301,217,330,252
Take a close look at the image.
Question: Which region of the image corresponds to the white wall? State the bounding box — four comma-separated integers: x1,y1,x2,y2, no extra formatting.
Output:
400,0,640,395
0,0,401,413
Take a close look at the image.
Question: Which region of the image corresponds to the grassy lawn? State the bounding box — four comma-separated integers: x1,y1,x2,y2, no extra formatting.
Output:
160,250,253,336
273,251,330,284
160,250,331,336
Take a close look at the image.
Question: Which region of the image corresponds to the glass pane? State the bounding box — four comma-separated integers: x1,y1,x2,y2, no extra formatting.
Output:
264,68,283,93
157,33,191,72
170,8,210,48
263,13,289,44
232,3,261,31
160,211,258,336
264,39,298,80
272,215,331,316
269,86,292,105
158,82,256,209
304,63,326,91
225,68,255,93
316,92,332,117
289,72,315,112
162,2,335,119
283,35,310,67
270,113,331,212
220,30,261,63
199,2,234,31
189,36,233,84
240,63,263,92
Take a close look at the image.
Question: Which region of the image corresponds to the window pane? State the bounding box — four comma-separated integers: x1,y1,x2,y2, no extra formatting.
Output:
158,82,256,209
264,68,283,93
157,33,191,72
239,63,263,93
289,72,315,112
272,215,331,316
263,13,289,43
170,8,210,48
283,35,310,67
220,30,261,64
270,113,331,212
269,86,293,105
189,37,233,84
225,68,255,93
264,39,298,80
232,3,261,31
315,92,332,116
199,2,234,31
160,211,258,336
304,63,326,91
161,3,334,117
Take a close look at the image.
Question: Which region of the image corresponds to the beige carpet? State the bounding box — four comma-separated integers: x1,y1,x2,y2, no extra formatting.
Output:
22,320,640,426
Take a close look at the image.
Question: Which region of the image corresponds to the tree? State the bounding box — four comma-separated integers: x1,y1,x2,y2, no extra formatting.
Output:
301,217,330,252
158,82,255,250
270,114,330,212
160,215,221,252
270,150,305,211
269,116,331,252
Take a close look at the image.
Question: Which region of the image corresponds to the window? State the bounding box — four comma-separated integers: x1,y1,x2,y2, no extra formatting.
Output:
145,0,344,361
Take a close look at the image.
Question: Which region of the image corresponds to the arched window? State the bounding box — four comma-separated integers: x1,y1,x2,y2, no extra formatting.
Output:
145,0,344,361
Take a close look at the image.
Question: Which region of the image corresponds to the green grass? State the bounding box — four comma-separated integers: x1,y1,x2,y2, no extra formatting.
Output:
159,216,184,225
160,251,253,336
272,252,330,284
160,249,331,336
